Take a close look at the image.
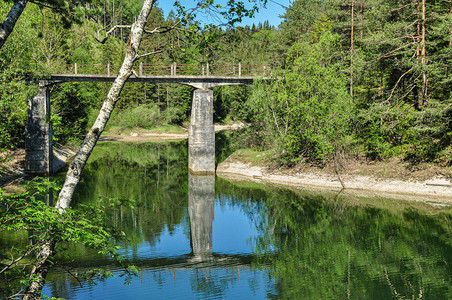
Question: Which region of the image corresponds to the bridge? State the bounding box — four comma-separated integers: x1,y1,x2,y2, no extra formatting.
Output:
25,63,270,175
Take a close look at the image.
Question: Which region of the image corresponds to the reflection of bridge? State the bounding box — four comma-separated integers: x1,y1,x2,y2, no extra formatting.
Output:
44,174,274,298
55,253,261,276
25,63,270,175
47,252,269,299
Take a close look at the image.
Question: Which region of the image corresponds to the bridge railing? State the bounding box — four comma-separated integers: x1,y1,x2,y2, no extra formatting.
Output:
63,63,272,77
66,63,123,75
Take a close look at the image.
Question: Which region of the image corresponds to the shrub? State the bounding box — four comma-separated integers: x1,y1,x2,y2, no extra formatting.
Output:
247,31,353,164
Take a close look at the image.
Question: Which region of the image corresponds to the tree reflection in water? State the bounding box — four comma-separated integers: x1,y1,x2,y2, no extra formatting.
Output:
29,141,451,299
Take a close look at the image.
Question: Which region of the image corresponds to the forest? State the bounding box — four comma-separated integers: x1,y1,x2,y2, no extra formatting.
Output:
1,0,451,166
0,0,451,298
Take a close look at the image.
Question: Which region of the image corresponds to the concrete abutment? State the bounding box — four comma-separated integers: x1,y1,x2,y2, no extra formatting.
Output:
25,86,53,175
188,89,215,175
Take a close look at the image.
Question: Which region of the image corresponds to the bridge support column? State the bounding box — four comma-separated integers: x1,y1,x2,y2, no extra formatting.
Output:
25,86,53,175
188,174,214,259
188,88,215,175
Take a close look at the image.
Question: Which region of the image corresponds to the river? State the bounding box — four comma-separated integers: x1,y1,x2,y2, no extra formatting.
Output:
4,140,451,299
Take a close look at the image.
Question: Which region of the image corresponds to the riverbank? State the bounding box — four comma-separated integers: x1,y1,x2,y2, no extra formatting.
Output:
99,123,246,142
0,144,77,191
2,128,451,206
0,124,246,187
216,150,452,207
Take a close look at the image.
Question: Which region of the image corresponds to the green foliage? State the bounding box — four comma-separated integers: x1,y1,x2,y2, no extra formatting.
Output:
1,0,451,164
354,95,452,163
71,141,189,249
0,76,31,149
404,98,452,163
106,103,185,130
0,3,39,149
0,4,109,145
213,85,250,122
247,31,352,163
0,178,139,297
117,103,161,129
51,82,100,143
241,0,452,164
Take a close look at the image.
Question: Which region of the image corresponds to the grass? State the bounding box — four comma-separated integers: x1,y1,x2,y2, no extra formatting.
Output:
229,148,273,165
146,125,186,134
102,124,186,135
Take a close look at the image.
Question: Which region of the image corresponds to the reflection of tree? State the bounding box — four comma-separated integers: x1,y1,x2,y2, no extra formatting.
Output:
23,157,450,299
40,141,191,297
217,179,452,299
45,152,267,299
72,141,189,251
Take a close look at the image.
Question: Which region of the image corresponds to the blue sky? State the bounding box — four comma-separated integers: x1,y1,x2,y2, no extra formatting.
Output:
155,0,292,28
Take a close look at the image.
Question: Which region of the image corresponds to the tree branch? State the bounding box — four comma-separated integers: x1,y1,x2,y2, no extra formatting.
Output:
0,0,28,49
97,2,201,45
0,242,43,275
28,0,60,11
136,49,165,59
383,68,414,104
96,25,133,44
376,42,416,60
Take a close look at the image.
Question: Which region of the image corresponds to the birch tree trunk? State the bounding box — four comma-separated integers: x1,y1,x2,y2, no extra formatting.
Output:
22,1,156,298
0,0,27,49
56,0,156,209
21,241,55,300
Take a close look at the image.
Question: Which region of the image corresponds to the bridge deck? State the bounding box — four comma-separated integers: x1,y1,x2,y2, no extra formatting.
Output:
49,74,256,84
45,62,272,87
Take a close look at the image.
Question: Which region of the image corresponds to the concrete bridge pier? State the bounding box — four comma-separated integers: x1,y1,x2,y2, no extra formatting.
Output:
25,85,53,175
188,88,215,175
188,174,215,259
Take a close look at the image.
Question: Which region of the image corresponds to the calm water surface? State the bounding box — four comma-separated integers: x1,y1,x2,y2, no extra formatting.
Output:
36,141,451,299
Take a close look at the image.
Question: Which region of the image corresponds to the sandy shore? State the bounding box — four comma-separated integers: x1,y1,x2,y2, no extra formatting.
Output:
99,132,188,142
217,159,452,207
98,123,246,142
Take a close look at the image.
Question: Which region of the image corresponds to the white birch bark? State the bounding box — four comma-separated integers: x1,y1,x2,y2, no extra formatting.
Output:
22,1,156,298
56,0,156,210
21,241,55,300
0,0,27,49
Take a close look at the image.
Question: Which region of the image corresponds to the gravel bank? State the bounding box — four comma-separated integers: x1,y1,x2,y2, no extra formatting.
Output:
217,159,452,207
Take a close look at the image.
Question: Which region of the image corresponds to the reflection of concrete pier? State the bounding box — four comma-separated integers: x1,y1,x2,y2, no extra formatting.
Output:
188,174,215,259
